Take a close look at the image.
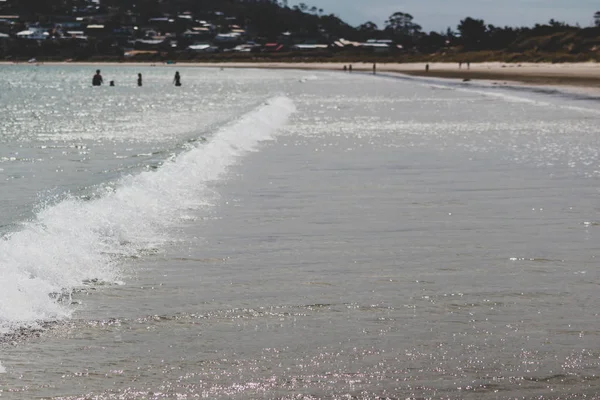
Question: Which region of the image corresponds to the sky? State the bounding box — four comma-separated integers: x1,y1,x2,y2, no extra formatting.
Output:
290,0,599,32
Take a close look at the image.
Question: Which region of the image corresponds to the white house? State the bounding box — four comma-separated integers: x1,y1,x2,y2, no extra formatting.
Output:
16,28,48,40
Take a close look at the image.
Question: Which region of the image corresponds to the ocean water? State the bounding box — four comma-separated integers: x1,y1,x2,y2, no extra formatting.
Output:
1,65,600,399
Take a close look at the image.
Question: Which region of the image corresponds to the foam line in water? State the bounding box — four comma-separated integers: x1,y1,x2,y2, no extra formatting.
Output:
0,96,296,335
426,81,600,115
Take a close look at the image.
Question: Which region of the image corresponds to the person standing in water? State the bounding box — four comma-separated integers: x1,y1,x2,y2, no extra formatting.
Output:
173,71,181,86
137,73,142,87
92,69,103,86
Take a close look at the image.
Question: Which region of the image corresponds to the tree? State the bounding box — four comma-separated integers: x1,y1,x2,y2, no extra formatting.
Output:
358,21,378,32
548,18,568,28
135,0,162,20
357,21,379,40
457,17,488,49
594,11,600,27
13,0,58,17
417,31,447,53
384,12,421,37
487,25,520,50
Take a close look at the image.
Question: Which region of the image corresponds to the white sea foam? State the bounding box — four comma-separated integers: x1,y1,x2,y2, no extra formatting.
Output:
0,96,296,335
299,74,319,83
428,81,600,115
0,361,5,373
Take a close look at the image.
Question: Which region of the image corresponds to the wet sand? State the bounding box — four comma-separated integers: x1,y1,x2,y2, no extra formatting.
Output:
152,61,600,89
192,61,600,94
391,63,600,89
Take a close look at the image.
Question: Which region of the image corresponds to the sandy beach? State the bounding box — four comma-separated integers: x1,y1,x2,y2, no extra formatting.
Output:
387,62,600,88
3,60,600,93
201,61,600,89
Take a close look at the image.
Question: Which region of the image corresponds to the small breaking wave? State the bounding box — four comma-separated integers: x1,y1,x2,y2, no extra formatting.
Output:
0,96,296,336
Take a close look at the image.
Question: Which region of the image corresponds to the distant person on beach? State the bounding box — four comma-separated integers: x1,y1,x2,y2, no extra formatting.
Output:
173,71,181,86
348,64,352,73
459,61,462,69
137,73,142,87
343,65,347,71
92,69,103,86
425,63,429,72
373,63,376,75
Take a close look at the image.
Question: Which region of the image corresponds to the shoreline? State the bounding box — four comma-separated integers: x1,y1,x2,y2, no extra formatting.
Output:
392,63,600,89
2,60,600,94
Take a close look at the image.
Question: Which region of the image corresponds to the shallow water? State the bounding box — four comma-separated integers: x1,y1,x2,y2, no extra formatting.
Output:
1,65,600,399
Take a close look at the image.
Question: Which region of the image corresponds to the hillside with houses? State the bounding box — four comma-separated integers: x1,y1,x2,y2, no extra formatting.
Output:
0,0,599,62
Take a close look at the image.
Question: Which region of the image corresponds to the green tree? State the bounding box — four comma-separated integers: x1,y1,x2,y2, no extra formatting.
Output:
385,12,421,37
357,21,379,40
457,17,488,49
548,18,568,28
358,21,378,30
417,31,447,53
486,25,520,50
140,0,163,19
594,11,600,27
14,0,58,17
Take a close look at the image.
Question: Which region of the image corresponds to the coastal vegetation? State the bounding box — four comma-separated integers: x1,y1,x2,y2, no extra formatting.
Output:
0,0,599,62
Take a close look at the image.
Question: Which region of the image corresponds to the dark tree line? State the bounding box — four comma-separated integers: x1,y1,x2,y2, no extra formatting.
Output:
1,0,600,54
360,12,598,53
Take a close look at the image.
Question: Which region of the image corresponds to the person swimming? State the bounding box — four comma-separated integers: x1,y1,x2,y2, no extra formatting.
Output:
137,73,142,87
92,69,103,86
173,71,181,86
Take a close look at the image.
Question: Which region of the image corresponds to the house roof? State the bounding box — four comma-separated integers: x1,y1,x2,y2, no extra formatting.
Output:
264,43,284,51
136,39,164,44
338,38,360,46
293,44,328,49
188,44,211,50
216,32,240,38
124,50,158,57
361,42,390,48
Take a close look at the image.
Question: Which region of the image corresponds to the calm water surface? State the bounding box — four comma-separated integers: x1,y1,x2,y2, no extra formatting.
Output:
1,65,600,399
